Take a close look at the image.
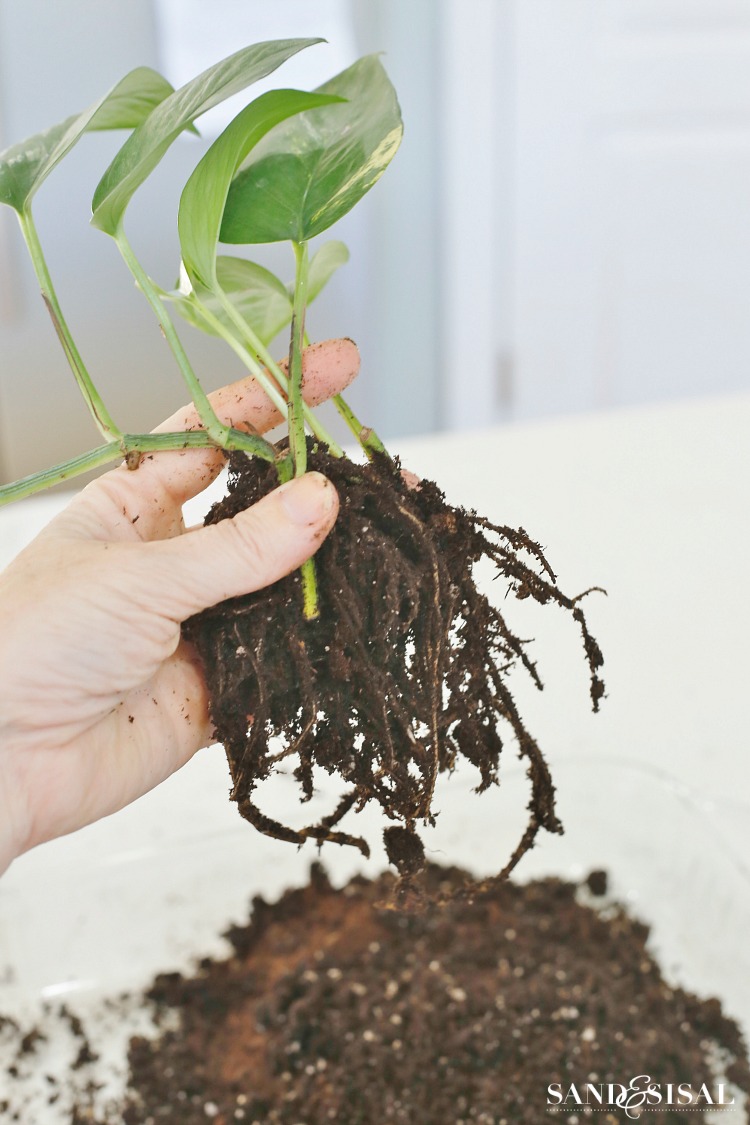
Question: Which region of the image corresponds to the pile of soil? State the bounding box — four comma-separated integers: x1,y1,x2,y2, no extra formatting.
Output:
186,446,605,886
115,864,749,1124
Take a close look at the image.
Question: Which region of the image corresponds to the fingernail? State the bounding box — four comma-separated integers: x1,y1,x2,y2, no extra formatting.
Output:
278,472,336,525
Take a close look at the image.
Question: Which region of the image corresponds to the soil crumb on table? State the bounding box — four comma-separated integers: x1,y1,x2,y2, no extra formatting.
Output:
112,864,749,1124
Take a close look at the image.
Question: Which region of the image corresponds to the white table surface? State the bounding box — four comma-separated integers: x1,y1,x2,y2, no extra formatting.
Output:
1,392,749,1115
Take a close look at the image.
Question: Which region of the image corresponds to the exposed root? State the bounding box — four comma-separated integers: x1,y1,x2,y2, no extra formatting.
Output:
185,444,605,896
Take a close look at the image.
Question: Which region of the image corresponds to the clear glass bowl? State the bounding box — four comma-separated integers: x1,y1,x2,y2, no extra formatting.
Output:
1,752,748,1121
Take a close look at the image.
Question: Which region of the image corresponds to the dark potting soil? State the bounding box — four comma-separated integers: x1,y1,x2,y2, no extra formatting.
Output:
115,864,749,1125
185,446,605,888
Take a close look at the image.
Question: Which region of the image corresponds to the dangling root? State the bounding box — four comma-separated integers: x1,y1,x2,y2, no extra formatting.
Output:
185,444,605,897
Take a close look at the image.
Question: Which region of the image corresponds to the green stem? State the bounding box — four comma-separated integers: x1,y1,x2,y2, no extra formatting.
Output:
0,441,120,506
209,291,344,457
115,228,270,455
332,395,388,458
298,558,319,620
299,329,389,460
273,451,316,618
289,241,319,621
275,455,293,486
18,208,120,440
127,428,276,460
206,296,291,417
289,241,309,476
0,427,276,508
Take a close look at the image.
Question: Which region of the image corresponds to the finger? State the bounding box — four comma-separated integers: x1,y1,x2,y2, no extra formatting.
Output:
137,472,338,621
156,337,358,437
57,339,359,542
125,337,357,509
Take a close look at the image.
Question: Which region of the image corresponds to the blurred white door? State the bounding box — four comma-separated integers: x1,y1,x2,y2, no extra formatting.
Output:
511,0,750,420
440,0,750,429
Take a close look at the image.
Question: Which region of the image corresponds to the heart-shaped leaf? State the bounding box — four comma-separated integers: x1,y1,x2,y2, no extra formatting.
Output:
178,88,341,293
168,256,291,342
219,55,403,245
91,39,323,236
168,240,349,346
0,67,175,214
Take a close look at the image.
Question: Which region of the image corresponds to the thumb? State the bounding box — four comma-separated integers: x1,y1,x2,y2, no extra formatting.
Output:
145,472,338,621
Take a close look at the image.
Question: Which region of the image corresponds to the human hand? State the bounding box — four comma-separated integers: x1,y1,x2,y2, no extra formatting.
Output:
0,339,359,874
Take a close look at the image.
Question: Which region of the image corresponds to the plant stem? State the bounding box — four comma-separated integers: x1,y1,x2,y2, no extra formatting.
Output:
275,452,321,616
273,453,317,627
193,294,342,457
0,428,276,508
209,291,345,457
289,241,309,476
128,428,276,459
0,441,120,506
299,330,389,459
298,557,319,620
288,240,319,621
275,454,293,486
18,208,120,441
332,395,387,457
115,228,267,454
206,298,291,417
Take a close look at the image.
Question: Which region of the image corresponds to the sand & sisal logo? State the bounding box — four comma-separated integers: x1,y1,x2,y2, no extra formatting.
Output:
546,1074,738,1119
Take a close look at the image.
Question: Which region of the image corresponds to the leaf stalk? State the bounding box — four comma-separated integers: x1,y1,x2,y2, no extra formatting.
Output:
209,289,345,457
115,227,274,455
18,209,120,441
288,240,319,620
0,427,276,508
289,241,309,476
332,394,387,458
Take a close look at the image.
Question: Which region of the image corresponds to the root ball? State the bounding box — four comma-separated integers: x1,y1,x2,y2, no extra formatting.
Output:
185,446,604,892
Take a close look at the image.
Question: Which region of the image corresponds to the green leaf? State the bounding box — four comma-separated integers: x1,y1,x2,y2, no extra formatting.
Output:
179,88,341,292
0,67,175,214
168,240,349,346
91,39,323,236
302,239,350,303
220,55,403,245
169,256,292,343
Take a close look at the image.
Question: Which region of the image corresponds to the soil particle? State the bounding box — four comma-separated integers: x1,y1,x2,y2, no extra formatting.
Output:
19,1026,46,1055
114,863,749,1124
586,869,609,897
60,1004,100,1070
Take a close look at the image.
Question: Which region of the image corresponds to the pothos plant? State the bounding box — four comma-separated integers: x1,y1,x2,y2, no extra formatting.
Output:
0,39,391,616
0,39,604,894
